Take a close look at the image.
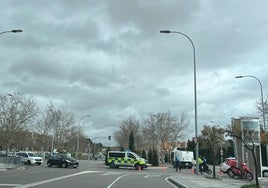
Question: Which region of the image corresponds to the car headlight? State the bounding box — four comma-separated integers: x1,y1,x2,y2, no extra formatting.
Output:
65,160,71,163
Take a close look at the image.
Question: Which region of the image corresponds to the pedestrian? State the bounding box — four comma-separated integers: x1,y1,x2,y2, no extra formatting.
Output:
175,156,181,172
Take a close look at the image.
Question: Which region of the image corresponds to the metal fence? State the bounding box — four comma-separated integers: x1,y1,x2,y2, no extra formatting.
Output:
0,155,22,169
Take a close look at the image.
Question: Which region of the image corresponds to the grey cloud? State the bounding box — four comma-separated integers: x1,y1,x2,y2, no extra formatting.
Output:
1,0,267,143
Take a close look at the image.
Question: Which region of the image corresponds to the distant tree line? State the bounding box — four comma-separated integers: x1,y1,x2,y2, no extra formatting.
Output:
0,93,94,158
113,111,189,165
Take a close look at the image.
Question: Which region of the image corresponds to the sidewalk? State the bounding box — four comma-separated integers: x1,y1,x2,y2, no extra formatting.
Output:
0,162,23,171
0,162,8,171
168,172,268,188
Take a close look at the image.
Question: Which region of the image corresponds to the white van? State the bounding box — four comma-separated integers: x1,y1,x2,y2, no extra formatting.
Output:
16,152,43,165
262,166,268,177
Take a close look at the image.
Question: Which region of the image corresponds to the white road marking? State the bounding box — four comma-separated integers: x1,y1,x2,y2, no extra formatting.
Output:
0,184,21,187
14,170,101,188
106,174,131,188
106,172,165,187
102,171,122,176
144,174,162,178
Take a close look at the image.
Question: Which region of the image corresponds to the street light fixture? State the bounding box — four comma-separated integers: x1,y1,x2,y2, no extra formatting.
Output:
0,29,23,35
77,114,91,158
160,30,199,174
235,75,266,131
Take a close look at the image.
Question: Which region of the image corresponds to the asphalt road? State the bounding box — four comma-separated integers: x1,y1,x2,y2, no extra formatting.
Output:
0,160,179,188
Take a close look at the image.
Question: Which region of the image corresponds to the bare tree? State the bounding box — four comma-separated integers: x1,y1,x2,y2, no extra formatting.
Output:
142,114,158,150
113,115,140,151
142,111,188,150
199,125,225,178
226,124,259,186
33,103,75,153
50,107,75,153
256,95,268,130
34,103,55,152
0,93,38,152
142,111,188,163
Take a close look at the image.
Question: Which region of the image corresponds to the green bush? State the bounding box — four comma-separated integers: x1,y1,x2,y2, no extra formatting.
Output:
141,150,146,160
152,149,159,166
148,149,153,164
147,148,159,166
164,153,169,163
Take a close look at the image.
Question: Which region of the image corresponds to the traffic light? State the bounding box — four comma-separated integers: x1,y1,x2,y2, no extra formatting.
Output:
108,135,111,140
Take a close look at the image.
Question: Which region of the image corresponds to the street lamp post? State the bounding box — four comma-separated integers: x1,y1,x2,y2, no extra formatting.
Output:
48,109,55,155
0,29,23,35
1,29,22,154
235,75,266,131
51,134,55,154
77,115,91,158
160,30,199,174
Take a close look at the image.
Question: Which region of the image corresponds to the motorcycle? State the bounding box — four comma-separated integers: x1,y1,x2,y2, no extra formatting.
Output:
194,163,212,174
220,159,253,181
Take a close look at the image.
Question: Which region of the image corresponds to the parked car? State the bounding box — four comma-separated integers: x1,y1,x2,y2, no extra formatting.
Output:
16,151,43,165
47,154,79,168
0,151,7,157
262,166,268,177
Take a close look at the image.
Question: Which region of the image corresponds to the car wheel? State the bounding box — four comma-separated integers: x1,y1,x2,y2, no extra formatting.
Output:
61,163,67,168
246,172,253,181
227,170,235,178
110,163,115,168
47,161,52,167
207,169,212,174
27,160,31,165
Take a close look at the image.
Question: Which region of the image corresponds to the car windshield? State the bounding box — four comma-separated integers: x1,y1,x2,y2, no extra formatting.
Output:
130,152,140,159
60,154,76,160
66,156,75,160
28,153,39,157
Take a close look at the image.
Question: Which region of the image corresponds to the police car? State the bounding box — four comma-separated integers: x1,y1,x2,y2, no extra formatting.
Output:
106,151,148,170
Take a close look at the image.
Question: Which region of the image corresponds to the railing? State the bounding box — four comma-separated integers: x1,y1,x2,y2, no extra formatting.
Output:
0,155,22,169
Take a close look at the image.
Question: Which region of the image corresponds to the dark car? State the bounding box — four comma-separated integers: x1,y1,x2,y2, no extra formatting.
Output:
47,154,79,168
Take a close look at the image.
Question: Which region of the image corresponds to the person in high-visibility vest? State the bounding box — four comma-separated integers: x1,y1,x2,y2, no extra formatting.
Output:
198,156,204,173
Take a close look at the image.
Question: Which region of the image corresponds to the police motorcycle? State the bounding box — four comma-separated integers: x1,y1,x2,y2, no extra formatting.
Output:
194,163,212,174
194,157,212,174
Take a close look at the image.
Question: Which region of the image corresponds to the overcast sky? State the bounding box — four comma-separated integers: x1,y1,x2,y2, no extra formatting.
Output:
1,1,268,145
